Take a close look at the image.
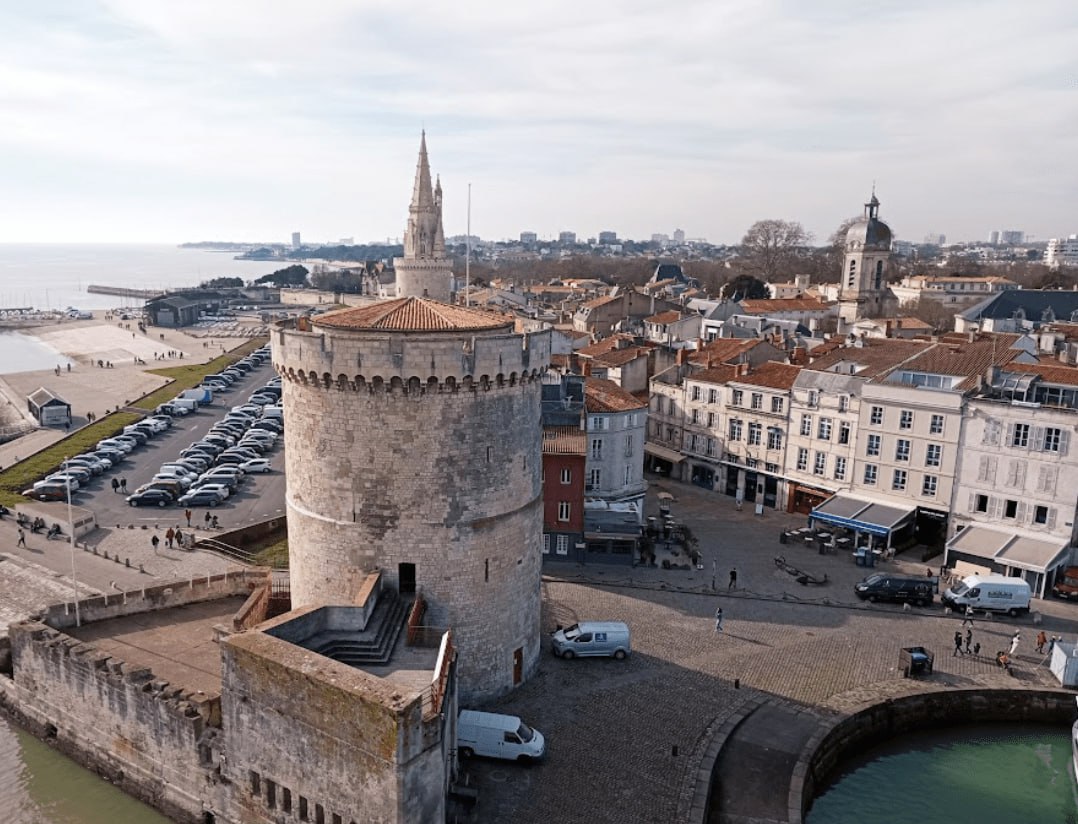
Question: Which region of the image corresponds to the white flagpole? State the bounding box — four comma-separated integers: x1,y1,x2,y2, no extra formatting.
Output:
64,455,80,626
465,183,471,307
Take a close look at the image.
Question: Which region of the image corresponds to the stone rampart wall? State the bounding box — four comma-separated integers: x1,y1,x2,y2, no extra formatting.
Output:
3,622,217,823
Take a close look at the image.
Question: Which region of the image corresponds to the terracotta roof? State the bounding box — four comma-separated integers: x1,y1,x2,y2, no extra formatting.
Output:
739,297,832,314
644,310,683,324
1028,363,1078,387
858,316,933,331
593,347,648,368
542,426,587,455
577,334,636,358
315,297,512,332
806,339,930,378
686,365,739,386
876,334,1024,389
689,338,764,365
584,378,648,413
580,293,621,310
549,353,572,369
727,362,802,390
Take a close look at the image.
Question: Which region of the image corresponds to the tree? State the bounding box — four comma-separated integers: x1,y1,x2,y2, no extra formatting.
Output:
199,276,243,288
721,274,769,301
738,220,813,282
904,296,958,332
255,264,309,287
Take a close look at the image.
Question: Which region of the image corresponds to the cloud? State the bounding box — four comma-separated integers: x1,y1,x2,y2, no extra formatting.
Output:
0,0,1075,243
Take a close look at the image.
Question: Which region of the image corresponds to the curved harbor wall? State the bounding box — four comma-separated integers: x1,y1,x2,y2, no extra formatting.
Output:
794,688,1076,823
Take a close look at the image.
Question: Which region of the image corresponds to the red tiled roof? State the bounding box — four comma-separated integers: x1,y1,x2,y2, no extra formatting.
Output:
1028,363,1078,387
689,338,764,365
727,362,802,390
739,297,832,314
580,293,621,310
806,339,930,378
686,365,739,386
877,334,1024,389
584,378,648,413
593,347,648,367
644,310,683,324
542,426,587,455
577,334,635,358
315,297,512,332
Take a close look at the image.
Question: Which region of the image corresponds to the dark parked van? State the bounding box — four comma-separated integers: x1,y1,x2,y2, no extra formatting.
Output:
854,574,934,606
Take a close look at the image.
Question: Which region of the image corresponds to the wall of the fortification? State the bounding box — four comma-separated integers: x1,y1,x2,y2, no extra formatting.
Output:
274,326,548,701
220,632,445,824
2,623,216,824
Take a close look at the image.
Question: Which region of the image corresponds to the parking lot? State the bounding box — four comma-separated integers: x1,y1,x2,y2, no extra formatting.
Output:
36,359,288,532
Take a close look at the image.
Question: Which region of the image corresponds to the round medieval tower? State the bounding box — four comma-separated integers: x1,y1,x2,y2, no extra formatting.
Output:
273,297,551,700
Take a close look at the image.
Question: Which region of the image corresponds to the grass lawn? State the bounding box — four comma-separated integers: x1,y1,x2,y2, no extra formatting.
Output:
0,336,269,507
251,538,289,569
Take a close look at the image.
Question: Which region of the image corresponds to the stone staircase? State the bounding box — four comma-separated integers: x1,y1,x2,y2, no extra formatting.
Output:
307,591,412,667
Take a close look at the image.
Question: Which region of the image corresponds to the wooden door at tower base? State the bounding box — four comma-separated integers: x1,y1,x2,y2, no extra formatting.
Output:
513,647,523,685
399,562,416,594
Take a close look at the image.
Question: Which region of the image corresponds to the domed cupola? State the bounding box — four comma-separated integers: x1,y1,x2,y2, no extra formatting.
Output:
844,193,892,252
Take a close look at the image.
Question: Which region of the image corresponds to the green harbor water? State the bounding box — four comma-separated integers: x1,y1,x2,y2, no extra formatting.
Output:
0,716,171,824
808,723,1078,824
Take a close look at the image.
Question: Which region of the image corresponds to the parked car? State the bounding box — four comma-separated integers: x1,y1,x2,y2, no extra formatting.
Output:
139,479,186,499
223,447,260,461
457,711,545,763
178,488,224,508
189,481,231,499
1052,567,1078,599
551,622,631,660
147,415,173,429
190,441,224,456
854,574,934,606
215,453,246,467
63,457,102,475
119,428,149,446
239,458,271,473
39,474,82,490
251,420,282,434
127,489,174,507
93,448,123,464
23,484,71,502
98,438,134,453
153,472,193,489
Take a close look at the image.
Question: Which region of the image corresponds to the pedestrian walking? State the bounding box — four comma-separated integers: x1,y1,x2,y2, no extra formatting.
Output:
151,534,160,553
205,511,212,527
120,477,128,492
210,515,219,529
961,605,975,627
728,568,738,589
965,629,972,654
1050,635,1059,654
953,630,964,656
714,607,724,633
175,529,184,548
973,642,981,656
1009,631,1020,656
1036,630,1047,654
165,527,175,548
17,529,26,548
185,509,193,528
111,478,119,493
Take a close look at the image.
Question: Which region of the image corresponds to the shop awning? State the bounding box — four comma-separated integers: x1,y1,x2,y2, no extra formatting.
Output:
809,494,916,537
644,443,686,464
947,526,1070,574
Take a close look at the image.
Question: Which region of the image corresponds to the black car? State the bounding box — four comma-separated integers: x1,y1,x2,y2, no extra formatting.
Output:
251,420,283,434
126,489,174,508
215,453,246,466
854,574,934,606
190,441,224,456
177,488,223,508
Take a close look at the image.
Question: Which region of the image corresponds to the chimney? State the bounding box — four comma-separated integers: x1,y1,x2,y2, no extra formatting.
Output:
582,359,593,377
739,362,750,377
676,348,688,366
792,346,807,364
968,329,976,343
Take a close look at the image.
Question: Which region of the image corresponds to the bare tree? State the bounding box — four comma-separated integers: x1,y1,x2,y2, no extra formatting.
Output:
903,297,958,332
738,220,813,282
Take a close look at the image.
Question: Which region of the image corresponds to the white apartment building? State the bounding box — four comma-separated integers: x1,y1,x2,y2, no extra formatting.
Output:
1045,235,1078,268
946,367,1078,597
584,378,648,513
681,366,737,491
889,274,1018,308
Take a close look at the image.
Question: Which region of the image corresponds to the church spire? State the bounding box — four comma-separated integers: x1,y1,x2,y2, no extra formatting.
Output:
410,130,435,213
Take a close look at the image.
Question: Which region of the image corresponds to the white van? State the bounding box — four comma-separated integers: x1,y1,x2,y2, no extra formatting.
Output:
942,574,1032,617
171,398,199,413
261,406,283,420
551,621,631,659
457,710,545,763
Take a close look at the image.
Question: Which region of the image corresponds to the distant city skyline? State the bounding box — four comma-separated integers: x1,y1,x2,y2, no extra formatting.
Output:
0,2,1074,246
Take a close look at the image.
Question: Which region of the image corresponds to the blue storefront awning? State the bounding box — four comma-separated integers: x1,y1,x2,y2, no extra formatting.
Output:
809,494,915,537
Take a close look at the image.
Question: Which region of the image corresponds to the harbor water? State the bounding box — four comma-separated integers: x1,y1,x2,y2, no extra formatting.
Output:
0,715,171,823
808,723,1078,824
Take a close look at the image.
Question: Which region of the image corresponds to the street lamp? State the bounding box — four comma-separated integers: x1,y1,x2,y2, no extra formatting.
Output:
64,455,81,627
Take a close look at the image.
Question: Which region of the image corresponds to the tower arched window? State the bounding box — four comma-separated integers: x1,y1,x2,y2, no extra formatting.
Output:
847,260,857,288
874,260,883,289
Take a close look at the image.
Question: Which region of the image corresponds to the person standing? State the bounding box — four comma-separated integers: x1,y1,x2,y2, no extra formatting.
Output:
1036,630,1047,654
961,606,975,627
111,478,120,493
165,527,175,548
175,528,184,548
714,607,724,633
965,629,973,655
185,509,193,528
1009,631,1020,656
17,529,26,548
151,534,160,553
953,631,964,656
728,568,738,590
120,477,128,493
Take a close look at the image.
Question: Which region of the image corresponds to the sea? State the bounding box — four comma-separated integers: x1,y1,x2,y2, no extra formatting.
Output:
0,244,276,311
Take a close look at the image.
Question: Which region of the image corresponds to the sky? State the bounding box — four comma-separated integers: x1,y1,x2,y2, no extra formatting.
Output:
0,0,1075,246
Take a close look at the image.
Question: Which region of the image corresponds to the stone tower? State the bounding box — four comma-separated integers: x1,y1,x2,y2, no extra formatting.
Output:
393,132,454,302
838,192,897,322
273,297,551,701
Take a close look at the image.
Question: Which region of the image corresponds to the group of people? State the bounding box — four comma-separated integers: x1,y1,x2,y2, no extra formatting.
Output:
110,477,128,493
95,359,116,368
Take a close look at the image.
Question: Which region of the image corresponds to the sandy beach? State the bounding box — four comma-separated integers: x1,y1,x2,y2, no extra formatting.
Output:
0,318,266,468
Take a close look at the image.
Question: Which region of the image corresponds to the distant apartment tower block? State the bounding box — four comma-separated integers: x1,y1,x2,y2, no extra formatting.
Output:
673,228,686,244
1045,236,1078,268
598,231,618,245
520,231,538,245
291,232,301,249
558,231,577,245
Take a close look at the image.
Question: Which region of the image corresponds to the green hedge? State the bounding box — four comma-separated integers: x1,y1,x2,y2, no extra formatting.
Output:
0,336,269,507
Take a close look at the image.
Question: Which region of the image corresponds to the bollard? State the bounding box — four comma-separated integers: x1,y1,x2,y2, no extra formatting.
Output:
671,745,678,757
734,678,740,689
139,564,145,573
103,551,109,560
114,555,121,564
125,558,130,567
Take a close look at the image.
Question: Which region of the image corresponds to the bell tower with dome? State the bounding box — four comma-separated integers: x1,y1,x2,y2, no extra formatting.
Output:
838,192,898,322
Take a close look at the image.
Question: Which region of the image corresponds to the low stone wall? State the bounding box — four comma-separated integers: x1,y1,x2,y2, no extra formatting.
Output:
39,568,268,630
794,688,1076,823
216,515,287,553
